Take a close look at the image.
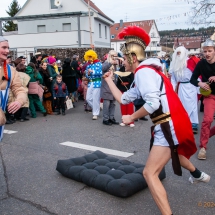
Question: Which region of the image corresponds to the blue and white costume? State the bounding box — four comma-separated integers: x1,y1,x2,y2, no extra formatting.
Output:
86,61,102,116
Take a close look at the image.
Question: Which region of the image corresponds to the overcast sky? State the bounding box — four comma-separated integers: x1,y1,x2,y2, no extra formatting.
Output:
0,0,207,31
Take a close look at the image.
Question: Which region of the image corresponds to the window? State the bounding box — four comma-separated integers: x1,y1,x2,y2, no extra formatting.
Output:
105,26,107,39
37,25,46,33
115,27,119,30
151,33,155,38
50,0,58,9
63,23,71,31
111,35,115,39
194,48,196,51
99,24,102,38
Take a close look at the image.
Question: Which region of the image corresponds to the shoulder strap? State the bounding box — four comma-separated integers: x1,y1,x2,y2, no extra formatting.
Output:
135,65,164,92
160,76,164,92
1,65,12,110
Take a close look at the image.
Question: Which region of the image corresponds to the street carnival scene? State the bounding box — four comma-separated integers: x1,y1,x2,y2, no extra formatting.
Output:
0,0,215,214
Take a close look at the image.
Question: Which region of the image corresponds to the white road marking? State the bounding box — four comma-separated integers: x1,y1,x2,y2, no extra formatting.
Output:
60,141,134,158
4,129,18,134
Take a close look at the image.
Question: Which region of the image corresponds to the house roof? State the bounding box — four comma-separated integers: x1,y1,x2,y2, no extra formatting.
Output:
110,20,154,42
15,0,114,23
83,0,114,22
174,37,202,49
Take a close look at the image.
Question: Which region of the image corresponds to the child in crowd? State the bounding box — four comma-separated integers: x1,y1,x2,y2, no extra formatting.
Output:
43,86,53,115
82,77,92,112
53,75,68,115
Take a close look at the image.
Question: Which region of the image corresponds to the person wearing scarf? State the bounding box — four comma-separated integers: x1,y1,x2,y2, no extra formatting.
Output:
0,36,27,140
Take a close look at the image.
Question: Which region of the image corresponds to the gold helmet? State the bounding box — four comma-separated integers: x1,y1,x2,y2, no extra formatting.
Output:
118,26,150,65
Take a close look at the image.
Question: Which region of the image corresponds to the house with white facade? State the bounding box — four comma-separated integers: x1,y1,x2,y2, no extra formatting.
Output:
174,37,202,54
110,20,161,56
0,0,114,61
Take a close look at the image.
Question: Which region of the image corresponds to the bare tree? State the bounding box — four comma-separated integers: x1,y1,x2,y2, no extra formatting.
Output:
191,0,215,25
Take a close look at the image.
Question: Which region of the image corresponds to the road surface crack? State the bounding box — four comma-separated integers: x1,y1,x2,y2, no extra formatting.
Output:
0,144,58,215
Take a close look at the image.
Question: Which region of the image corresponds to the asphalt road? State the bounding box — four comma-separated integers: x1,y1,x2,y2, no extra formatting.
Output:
0,101,215,215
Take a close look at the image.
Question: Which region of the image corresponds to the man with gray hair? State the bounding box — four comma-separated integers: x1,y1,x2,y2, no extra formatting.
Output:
0,36,27,140
190,39,215,160
170,46,199,134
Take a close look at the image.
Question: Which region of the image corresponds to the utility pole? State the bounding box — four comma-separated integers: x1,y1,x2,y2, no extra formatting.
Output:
0,21,2,36
88,0,94,49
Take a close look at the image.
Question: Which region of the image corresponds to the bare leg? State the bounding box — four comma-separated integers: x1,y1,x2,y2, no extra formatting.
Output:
178,155,195,172
143,146,172,215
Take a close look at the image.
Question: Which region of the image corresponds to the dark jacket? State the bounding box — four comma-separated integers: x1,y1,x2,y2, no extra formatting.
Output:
53,81,69,98
39,68,51,89
71,60,82,79
116,66,134,92
62,60,77,93
100,61,116,100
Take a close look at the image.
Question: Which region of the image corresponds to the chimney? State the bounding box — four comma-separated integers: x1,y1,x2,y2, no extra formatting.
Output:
120,20,123,28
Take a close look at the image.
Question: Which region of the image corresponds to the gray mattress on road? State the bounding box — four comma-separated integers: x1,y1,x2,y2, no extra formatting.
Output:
56,150,166,197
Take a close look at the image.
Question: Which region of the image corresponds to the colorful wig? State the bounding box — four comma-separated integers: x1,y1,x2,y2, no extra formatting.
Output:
84,50,98,62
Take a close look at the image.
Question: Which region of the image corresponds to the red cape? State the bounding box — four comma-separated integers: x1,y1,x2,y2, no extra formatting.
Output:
135,65,197,159
187,56,200,72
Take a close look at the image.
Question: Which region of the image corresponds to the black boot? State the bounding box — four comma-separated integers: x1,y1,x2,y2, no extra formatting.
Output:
139,117,148,121
62,110,65,115
109,118,119,125
103,120,112,126
6,119,13,124
20,107,29,121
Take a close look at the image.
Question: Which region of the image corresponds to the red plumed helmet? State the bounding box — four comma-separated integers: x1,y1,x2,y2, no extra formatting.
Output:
118,26,150,46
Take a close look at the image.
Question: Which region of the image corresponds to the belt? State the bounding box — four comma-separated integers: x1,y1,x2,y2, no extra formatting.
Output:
180,81,190,84
90,78,101,82
151,112,171,125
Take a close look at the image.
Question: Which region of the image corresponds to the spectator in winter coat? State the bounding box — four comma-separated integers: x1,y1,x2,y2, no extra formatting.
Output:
25,63,47,118
101,50,119,126
53,75,68,115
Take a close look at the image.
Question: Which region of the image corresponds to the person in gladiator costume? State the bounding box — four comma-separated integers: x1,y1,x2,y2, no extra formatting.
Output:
103,26,210,215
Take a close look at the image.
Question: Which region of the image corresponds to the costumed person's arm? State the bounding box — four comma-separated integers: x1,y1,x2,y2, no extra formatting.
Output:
104,70,123,103
85,65,91,78
190,62,210,90
92,62,103,77
171,72,177,91
122,69,161,124
104,70,137,104
135,69,161,114
190,62,201,87
8,67,28,113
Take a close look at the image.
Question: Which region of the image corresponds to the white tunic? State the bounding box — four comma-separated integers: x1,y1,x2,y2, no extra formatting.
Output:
170,68,199,124
121,58,179,147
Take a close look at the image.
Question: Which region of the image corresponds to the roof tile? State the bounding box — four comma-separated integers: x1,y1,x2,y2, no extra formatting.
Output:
110,20,154,41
